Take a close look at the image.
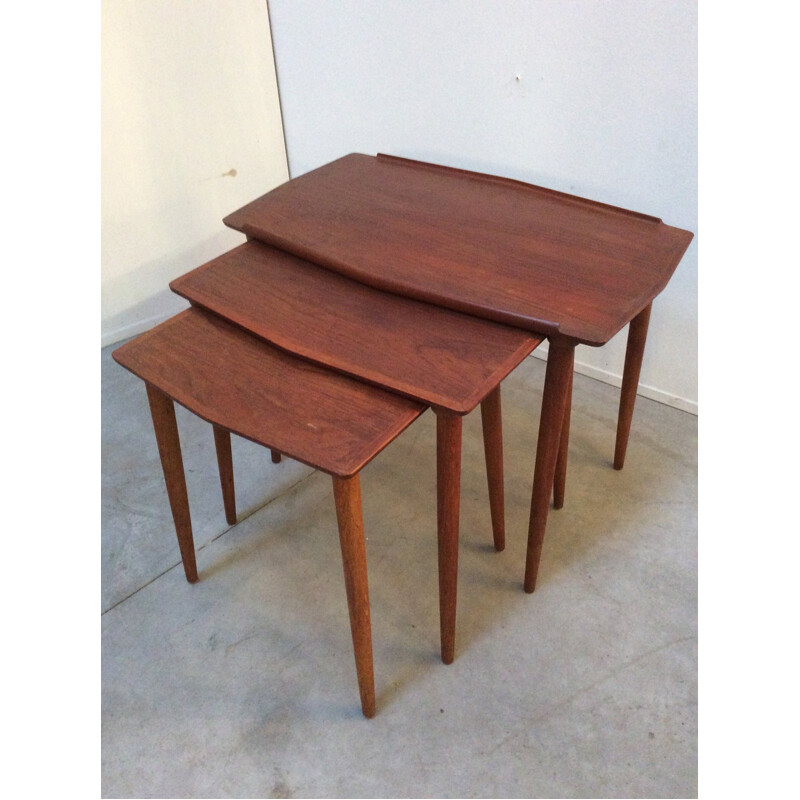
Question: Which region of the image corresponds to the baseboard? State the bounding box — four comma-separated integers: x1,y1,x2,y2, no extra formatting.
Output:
101,310,178,349
530,350,698,416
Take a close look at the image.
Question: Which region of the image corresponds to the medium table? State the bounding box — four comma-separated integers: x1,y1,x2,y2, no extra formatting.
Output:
221,152,694,591
171,239,543,663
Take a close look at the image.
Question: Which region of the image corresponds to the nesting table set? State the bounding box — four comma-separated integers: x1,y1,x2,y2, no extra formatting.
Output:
113,153,693,717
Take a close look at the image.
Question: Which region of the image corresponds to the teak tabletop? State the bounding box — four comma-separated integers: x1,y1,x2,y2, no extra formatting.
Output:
221,152,694,593
112,309,424,478
170,240,542,414
223,152,693,346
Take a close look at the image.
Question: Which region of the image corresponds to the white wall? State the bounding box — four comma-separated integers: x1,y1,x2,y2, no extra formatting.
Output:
267,0,697,412
102,0,288,346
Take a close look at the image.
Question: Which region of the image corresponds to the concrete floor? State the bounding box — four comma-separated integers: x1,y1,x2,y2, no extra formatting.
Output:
101,342,697,799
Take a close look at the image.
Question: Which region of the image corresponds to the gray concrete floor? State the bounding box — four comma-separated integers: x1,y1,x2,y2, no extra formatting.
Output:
101,342,697,799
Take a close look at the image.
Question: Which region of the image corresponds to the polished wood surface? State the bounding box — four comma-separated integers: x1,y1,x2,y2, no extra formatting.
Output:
168,242,543,667
113,308,424,478
222,152,694,593
114,149,692,714
171,240,541,414
114,308,433,716
223,153,693,346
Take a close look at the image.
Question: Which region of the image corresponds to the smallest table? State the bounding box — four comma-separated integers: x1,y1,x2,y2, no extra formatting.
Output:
113,308,425,717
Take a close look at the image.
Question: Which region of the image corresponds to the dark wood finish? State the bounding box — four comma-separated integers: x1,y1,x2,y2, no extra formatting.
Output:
480,387,505,551
171,240,540,650
223,153,693,346
524,340,575,593
222,153,692,593
212,425,237,525
114,308,433,716
436,410,462,665
614,302,652,470
171,240,541,414
270,449,282,464
112,309,424,478
332,474,376,718
145,383,198,583
553,368,574,510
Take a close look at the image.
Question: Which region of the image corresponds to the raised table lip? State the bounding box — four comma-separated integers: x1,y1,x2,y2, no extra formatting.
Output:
170,240,543,415
112,308,425,478
223,152,694,346
374,152,666,224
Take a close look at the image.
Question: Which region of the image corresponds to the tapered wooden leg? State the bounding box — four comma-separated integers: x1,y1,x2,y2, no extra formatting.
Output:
145,383,198,583
480,386,505,551
615,302,652,470
212,425,237,525
553,368,574,510
332,474,376,718
524,340,575,593
436,409,462,664
271,449,282,464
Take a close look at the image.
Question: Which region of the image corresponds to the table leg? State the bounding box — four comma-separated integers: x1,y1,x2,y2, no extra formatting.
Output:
212,425,237,525
480,386,505,552
332,474,376,718
145,383,199,584
552,368,574,510
524,339,575,593
614,302,652,470
271,449,282,464
436,409,462,665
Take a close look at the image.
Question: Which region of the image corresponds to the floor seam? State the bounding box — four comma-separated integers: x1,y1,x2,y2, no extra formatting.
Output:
101,468,319,615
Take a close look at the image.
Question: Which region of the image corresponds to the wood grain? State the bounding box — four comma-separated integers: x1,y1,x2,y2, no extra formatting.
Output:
223,153,693,346
171,240,541,414
113,309,424,478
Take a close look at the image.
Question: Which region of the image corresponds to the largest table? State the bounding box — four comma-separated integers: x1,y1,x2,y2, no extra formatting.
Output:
221,153,694,592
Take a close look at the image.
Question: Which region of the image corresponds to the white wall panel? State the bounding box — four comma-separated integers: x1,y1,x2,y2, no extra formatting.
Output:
102,0,288,346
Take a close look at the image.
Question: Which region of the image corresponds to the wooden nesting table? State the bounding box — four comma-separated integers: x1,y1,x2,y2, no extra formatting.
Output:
117,245,544,716
113,151,693,717
113,308,427,717
222,152,694,591
171,240,543,666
